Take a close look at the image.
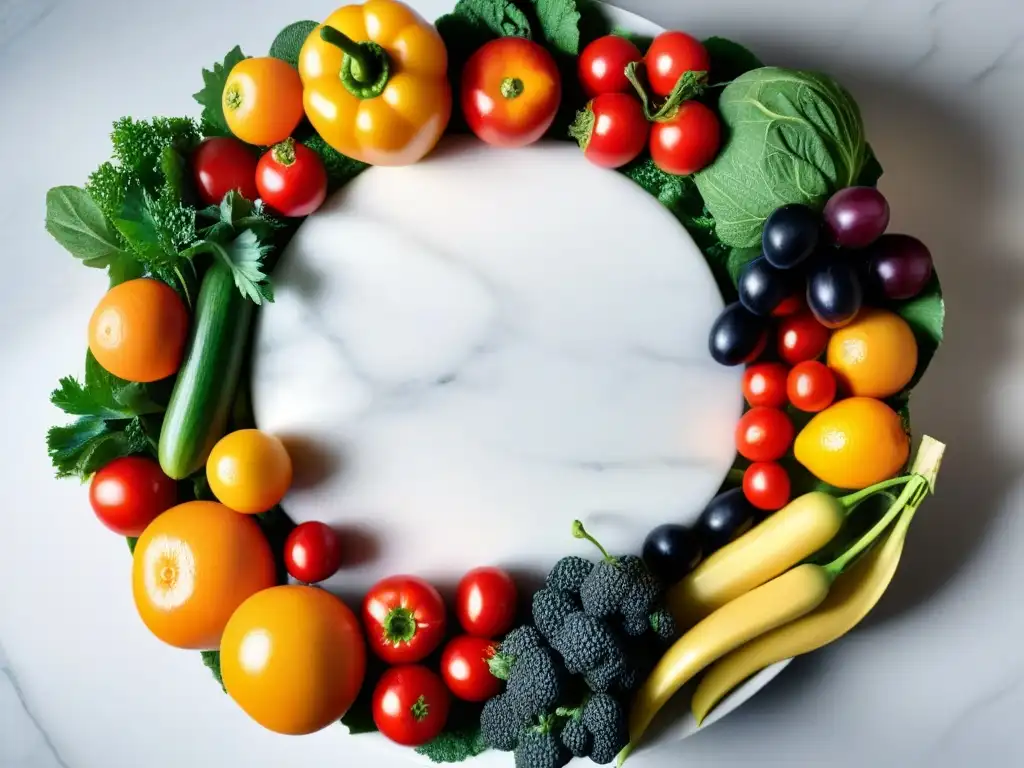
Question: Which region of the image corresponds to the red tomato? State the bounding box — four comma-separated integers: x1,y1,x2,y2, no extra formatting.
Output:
742,363,789,409
787,360,837,413
372,665,451,746
650,101,721,176
191,137,259,205
574,93,649,169
735,407,794,462
578,34,643,97
440,636,501,702
461,37,561,148
777,310,831,365
454,567,517,638
255,139,327,218
742,461,792,511
283,521,342,583
644,31,711,97
363,575,447,664
772,293,804,317
89,456,177,537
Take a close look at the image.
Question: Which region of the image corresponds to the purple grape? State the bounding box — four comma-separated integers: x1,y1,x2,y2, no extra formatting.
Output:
824,186,890,248
867,234,934,300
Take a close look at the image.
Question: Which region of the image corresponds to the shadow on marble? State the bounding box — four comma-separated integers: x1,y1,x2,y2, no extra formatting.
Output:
277,433,346,490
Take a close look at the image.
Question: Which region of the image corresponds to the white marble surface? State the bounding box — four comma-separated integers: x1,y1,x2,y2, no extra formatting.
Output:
2,0,1023,767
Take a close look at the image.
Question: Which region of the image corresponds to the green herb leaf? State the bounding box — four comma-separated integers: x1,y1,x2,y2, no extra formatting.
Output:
577,0,612,48
44,186,140,283
46,415,151,479
702,36,764,86
694,67,870,248
184,228,274,305
160,146,190,204
194,45,247,138
526,0,581,56
894,273,944,388
114,185,166,263
269,20,318,68
449,0,532,39
415,729,489,763
200,651,226,691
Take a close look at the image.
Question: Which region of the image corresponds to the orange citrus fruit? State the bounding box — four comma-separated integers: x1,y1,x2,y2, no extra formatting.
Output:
88,278,189,383
131,501,276,650
222,57,304,146
206,429,293,514
794,397,909,490
220,585,367,735
826,308,917,398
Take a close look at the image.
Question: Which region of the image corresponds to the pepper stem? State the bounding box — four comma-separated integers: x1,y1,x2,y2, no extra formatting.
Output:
500,77,524,99
572,520,614,563
320,25,392,99
838,475,913,510
383,606,417,644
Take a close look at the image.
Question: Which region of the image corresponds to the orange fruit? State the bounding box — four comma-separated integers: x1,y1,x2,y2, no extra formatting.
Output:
220,585,367,735
826,308,917,398
206,429,293,514
132,501,276,650
222,57,304,146
88,278,189,383
794,397,909,490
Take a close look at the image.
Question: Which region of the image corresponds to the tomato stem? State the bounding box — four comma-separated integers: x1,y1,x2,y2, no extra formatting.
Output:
271,137,296,166
500,77,524,100
568,104,595,150
320,25,391,99
383,606,417,644
410,694,430,722
224,83,243,112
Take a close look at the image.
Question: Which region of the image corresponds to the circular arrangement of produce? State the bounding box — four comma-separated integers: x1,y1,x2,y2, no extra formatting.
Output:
43,0,947,766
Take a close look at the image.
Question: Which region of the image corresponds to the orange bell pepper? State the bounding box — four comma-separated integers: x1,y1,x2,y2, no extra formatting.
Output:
298,0,451,166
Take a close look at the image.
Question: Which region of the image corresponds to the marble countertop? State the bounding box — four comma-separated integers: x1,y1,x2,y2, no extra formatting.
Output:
2,0,1023,766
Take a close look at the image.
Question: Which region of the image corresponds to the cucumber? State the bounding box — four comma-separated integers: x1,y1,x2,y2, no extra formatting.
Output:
158,261,254,480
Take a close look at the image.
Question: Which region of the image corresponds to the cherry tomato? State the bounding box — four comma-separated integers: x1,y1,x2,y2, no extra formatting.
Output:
573,93,649,169
363,575,447,664
206,429,293,514
650,101,721,176
454,567,518,638
777,309,831,365
742,362,789,409
461,37,561,148
256,139,327,218
578,34,643,97
283,521,342,584
440,636,501,702
742,461,792,512
787,360,837,413
372,665,451,746
772,292,805,317
191,137,259,205
89,456,177,536
222,57,304,147
644,31,711,97
735,406,794,462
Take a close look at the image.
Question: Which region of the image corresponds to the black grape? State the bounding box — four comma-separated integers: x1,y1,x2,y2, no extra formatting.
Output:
708,302,769,366
762,204,821,269
697,488,757,553
806,259,863,329
643,524,703,584
738,256,802,316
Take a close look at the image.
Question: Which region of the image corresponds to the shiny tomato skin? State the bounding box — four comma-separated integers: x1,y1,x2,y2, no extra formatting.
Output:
735,406,794,462
772,293,805,317
742,461,792,512
650,101,721,176
256,140,327,218
455,567,518,638
786,360,838,413
581,93,649,169
363,575,447,664
89,456,177,536
372,665,451,746
461,37,562,148
742,362,789,409
191,137,259,205
578,35,643,97
645,31,711,97
283,521,342,584
440,636,501,702
778,310,832,365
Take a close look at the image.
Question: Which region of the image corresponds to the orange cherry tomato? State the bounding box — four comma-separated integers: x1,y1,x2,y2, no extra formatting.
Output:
206,429,293,514
461,37,562,148
88,278,189,383
222,57,304,146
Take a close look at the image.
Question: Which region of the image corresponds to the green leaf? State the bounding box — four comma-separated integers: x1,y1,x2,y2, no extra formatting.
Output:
415,729,489,763
107,258,146,286
159,146,190,204
451,0,531,39
114,185,167,263
702,36,763,86
200,650,226,691
694,67,871,248
45,186,136,274
857,143,884,187
184,227,274,305
894,273,944,388
726,246,762,286
126,537,138,554
269,20,318,68
193,46,247,137
46,415,150,480
301,135,369,191
577,0,612,48
526,0,581,56
610,27,653,51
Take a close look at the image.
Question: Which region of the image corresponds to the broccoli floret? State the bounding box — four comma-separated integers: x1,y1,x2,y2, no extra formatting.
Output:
490,628,569,719
481,695,526,751
618,556,661,634
532,586,579,642
546,555,593,594
581,693,628,765
501,625,545,657
648,608,677,641
514,715,571,768
550,613,627,692
559,714,592,757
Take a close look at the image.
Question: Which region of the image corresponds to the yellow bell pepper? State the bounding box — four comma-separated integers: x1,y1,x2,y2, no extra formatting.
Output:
298,0,451,166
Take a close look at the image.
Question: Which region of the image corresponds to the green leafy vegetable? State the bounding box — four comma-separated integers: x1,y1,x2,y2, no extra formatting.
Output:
200,651,226,691
694,67,871,248
894,274,944,388
300,134,369,191
269,20,317,68
702,36,763,85
526,0,581,57
857,143,884,187
625,63,705,120
193,46,247,137
416,729,489,763
725,246,762,286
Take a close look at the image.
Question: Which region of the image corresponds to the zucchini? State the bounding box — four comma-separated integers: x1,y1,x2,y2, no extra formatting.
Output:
158,261,254,479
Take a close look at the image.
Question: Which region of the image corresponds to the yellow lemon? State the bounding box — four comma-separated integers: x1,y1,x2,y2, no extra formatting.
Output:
794,397,909,490
826,308,917,398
